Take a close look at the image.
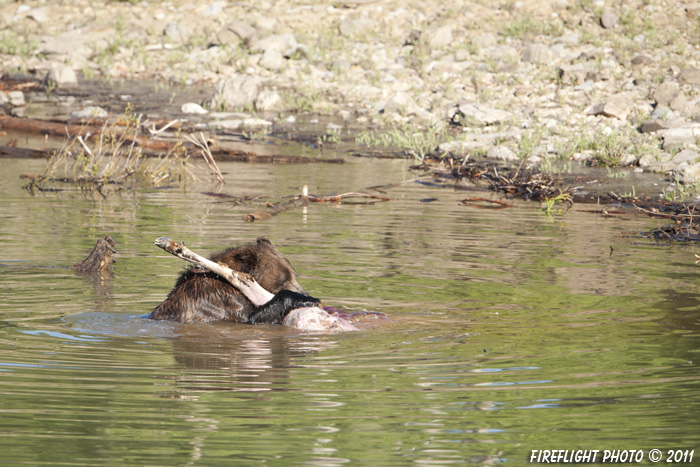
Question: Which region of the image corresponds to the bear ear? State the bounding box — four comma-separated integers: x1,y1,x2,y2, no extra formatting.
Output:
256,236,273,247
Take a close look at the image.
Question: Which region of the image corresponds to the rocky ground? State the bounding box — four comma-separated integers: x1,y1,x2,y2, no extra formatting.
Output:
1,0,700,196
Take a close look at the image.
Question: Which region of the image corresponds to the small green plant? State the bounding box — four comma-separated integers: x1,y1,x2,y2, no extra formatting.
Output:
282,86,319,113
241,128,268,141
0,31,39,57
662,176,700,202
542,192,572,216
606,167,630,178
501,15,560,38
518,127,544,160
621,186,637,199
354,123,446,161
560,130,629,168
318,128,342,145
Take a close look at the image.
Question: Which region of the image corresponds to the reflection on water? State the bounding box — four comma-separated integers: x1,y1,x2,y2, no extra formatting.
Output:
1,156,700,465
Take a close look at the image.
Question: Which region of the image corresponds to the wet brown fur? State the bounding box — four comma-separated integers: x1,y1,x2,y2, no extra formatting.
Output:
148,236,305,323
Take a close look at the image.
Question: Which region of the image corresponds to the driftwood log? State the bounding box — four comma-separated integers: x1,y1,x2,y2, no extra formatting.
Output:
72,236,116,274
0,115,345,164
154,237,357,331
0,115,175,152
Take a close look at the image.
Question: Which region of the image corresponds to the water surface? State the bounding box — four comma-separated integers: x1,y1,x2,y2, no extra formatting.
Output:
1,155,699,465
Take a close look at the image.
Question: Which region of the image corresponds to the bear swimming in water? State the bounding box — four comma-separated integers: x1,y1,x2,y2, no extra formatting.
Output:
148,236,320,324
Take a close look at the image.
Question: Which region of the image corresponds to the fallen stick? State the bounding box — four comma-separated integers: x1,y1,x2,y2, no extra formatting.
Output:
242,186,392,222
0,145,53,159
307,192,390,204
459,197,514,209
0,115,177,152
154,237,357,331
243,186,310,222
243,199,307,222
211,147,345,164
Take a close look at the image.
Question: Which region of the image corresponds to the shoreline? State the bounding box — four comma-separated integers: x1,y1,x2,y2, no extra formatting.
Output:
1,0,699,197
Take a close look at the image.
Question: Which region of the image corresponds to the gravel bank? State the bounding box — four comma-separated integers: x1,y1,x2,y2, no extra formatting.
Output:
1,0,700,190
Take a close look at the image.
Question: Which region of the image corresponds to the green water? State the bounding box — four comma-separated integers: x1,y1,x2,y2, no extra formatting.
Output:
1,157,699,466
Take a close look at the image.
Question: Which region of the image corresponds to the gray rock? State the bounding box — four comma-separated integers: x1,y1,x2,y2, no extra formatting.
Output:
338,18,374,38
672,149,699,165
654,82,680,107
0,92,7,106
426,25,453,49
331,59,351,73
7,91,26,107
41,29,110,66
383,92,421,116
679,68,700,85
211,75,260,111
672,162,700,183
252,34,302,58
438,140,488,154
215,20,257,45
522,43,553,64
181,103,208,115
208,119,243,130
556,31,581,46
640,118,666,133
71,106,108,119
646,161,676,173
45,63,78,87
202,2,223,16
209,111,249,120
660,124,700,150
255,17,277,32
600,11,619,29
620,153,637,166
631,54,653,66
574,80,595,92
213,27,242,46
662,125,700,140
255,89,282,111
486,145,518,162
27,7,49,23
661,139,682,151
558,64,586,85
242,117,272,128
260,48,285,71
452,102,511,126
164,22,189,43
487,45,519,63
638,153,656,167
471,33,497,51
587,96,630,120
650,105,673,120
573,150,595,162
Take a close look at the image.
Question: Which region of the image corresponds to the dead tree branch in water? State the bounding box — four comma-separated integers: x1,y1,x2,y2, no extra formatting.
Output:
72,236,116,274
307,192,390,204
460,197,514,209
242,186,391,222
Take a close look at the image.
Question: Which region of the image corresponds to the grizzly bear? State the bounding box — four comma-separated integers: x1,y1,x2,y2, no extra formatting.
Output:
148,236,320,324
